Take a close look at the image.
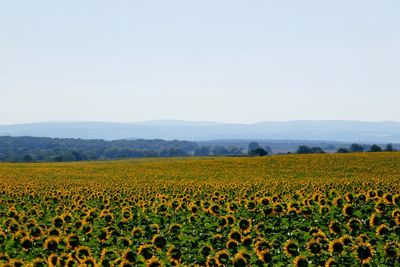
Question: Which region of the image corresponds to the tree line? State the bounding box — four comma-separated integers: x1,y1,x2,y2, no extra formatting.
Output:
295,143,396,154
0,136,397,162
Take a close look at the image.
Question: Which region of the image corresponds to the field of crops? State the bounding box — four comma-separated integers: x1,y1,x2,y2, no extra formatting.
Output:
0,153,399,266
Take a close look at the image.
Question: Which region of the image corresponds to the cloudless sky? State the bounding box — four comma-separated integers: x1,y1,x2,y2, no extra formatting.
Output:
1,1,400,124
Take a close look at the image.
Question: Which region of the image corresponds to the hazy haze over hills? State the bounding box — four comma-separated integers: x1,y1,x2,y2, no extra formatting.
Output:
1,120,400,143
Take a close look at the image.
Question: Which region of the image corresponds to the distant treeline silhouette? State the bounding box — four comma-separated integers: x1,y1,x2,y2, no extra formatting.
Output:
0,136,397,162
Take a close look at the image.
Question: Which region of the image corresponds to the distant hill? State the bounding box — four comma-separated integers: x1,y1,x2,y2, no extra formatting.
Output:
1,120,400,142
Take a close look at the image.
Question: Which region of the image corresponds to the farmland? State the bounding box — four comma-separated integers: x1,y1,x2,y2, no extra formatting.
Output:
0,153,399,266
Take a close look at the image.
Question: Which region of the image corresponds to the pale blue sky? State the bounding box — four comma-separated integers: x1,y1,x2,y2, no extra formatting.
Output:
1,1,399,124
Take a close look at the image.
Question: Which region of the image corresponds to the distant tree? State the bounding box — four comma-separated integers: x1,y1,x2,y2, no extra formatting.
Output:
212,146,230,156
337,148,349,153
297,146,325,154
385,143,394,152
369,144,383,152
264,145,273,155
71,150,85,161
249,148,268,156
194,146,210,156
297,146,312,154
349,143,364,153
23,155,34,162
310,147,325,154
248,142,261,152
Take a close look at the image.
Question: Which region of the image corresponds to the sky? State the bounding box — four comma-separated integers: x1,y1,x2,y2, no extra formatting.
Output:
1,1,400,124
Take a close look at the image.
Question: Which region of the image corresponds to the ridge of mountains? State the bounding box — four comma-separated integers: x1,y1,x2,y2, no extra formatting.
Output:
1,120,400,143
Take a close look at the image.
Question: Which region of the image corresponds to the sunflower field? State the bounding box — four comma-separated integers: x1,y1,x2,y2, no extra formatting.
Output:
0,153,399,266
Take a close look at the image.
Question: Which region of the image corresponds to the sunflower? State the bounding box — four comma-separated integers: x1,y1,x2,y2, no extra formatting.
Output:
100,248,118,262
206,256,217,267
228,230,242,242
306,239,321,255
44,237,59,252
67,234,80,249
169,224,181,236
257,249,272,264
293,255,308,267
238,219,251,232
215,250,230,265
374,202,386,213
255,239,270,254
152,235,167,250
284,240,299,257
20,236,33,251
324,257,338,267
122,249,136,263
167,246,182,263
119,260,134,267
57,254,72,266
218,216,228,227
383,241,399,258
340,234,352,246
226,239,239,251
129,226,143,238
76,245,92,261
10,259,24,267
52,216,64,228
232,253,247,267
209,204,220,216
80,256,97,267
376,224,390,236
146,257,163,267
97,228,111,243
328,239,344,254
328,221,341,235
241,236,252,248
138,244,154,260
47,254,58,267
354,242,374,264
347,218,362,232
369,213,381,228
342,204,354,217
226,215,235,225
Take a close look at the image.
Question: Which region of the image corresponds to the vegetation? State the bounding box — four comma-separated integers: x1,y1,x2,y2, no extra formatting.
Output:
0,153,399,266
0,136,398,163
296,146,325,154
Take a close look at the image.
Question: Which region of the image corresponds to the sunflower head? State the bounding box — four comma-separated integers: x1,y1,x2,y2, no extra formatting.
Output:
152,235,167,250
376,224,390,236
138,244,154,260
20,236,33,251
293,255,308,267
215,250,230,266
257,249,272,264
328,239,344,254
354,242,374,264
44,237,59,252
306,239,321,255
232,253,247,267
383,242,399,258
167,246,182,263
284,240,299,257
238,219,251,232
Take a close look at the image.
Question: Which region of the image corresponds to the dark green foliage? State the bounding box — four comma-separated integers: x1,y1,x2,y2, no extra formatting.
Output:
296,146,325,154
337,148,349,153
350,143,364,152
369,144,383,152
0,136,198,162
249,148,268,156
